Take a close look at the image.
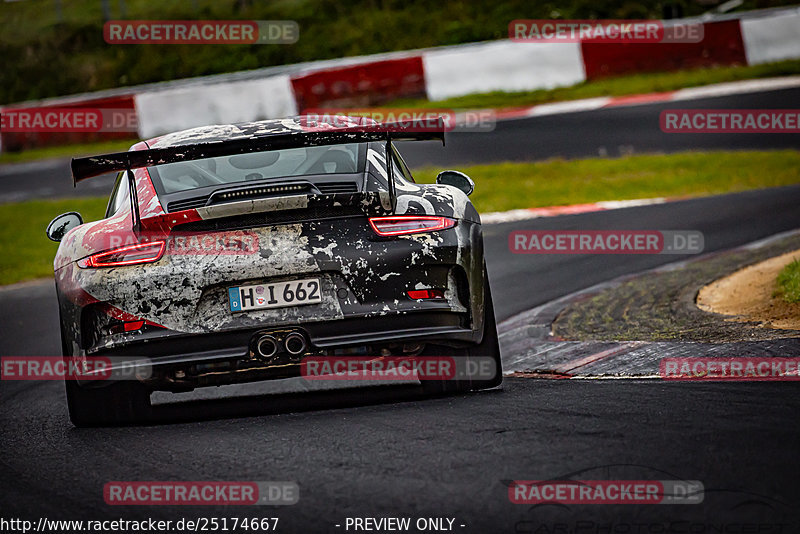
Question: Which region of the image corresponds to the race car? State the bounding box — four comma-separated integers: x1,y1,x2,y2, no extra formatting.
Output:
47,116,501,426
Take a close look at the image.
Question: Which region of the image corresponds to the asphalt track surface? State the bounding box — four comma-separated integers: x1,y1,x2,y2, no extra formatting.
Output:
1,89,799,531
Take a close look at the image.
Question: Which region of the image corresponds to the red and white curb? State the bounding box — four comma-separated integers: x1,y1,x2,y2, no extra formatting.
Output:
497,228,800,379
478,75,800,123
481,197,670,225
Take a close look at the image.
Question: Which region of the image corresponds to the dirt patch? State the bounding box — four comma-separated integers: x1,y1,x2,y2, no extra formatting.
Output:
697,250,800,330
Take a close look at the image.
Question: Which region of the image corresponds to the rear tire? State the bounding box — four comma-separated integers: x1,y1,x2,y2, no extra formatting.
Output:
465,277,503,391
61,326,151,427
421,267,503,395
65,379,152,427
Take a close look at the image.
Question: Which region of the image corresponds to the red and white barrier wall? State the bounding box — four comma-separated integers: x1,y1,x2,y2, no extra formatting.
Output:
580,19,747,79
2,8,799,150
421,40,586,101
0,94,137,152
135,75,297,138
741,9,800,65
290,57,426,109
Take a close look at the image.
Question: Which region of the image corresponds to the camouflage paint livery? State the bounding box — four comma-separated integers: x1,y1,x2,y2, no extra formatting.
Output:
54,118,488,391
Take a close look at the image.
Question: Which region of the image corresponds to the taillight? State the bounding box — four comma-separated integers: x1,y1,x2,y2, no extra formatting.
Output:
407,289,445,300
109,320,145,335
78,241,166,268
123,320,145,332
368,216,456,237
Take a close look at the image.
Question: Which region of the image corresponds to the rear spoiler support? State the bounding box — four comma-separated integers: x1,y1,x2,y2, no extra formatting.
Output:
385,135,396,213
126,168,141,235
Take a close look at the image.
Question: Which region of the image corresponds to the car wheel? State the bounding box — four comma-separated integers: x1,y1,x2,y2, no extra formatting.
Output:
464,274,503,391
61,326,151,427
65,379,152,427
421,267,503,395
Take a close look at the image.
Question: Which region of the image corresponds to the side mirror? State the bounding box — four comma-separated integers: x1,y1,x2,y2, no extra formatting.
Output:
46,212,83,242
436,170,474,196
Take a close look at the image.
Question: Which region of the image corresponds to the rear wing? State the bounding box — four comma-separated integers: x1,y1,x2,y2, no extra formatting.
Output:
71,123,446,184
71,121,444,233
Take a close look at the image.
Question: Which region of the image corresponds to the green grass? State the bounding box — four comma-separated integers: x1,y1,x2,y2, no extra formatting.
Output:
412,150,800,212
386,60,800,110
0,138,138,165
0,197,107,285
1,149,798,286
776,259,800,304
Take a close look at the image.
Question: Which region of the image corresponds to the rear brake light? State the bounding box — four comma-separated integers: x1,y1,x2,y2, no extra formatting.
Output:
368,216,455,236
78,241,166,268
124,320,145,332
407,289,446,300
109,320,146,335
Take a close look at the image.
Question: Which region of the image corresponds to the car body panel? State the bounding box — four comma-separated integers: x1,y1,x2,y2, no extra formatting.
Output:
53,118,488,391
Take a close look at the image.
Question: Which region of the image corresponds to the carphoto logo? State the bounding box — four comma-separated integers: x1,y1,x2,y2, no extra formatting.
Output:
0,356,150,381
0,108,138,133
661,358,800,381
509,230,704,254
103,481,298,505
510,20,703,43
509,480,704,504
300,356,498,382
661,109,800,133
104,20,298,44
301,109,496,133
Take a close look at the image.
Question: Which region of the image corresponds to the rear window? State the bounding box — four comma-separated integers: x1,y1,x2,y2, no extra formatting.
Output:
148,144,362,194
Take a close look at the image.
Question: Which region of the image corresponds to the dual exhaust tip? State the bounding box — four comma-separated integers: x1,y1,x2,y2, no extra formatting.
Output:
255,331,308,360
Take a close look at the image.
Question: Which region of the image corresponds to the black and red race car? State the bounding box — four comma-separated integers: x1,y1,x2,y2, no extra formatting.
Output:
47,117,501,426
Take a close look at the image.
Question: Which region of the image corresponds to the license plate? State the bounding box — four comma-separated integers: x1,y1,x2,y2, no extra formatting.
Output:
228,278,322,312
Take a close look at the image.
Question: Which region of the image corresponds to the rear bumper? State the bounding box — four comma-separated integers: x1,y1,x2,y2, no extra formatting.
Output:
78,310,475,389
